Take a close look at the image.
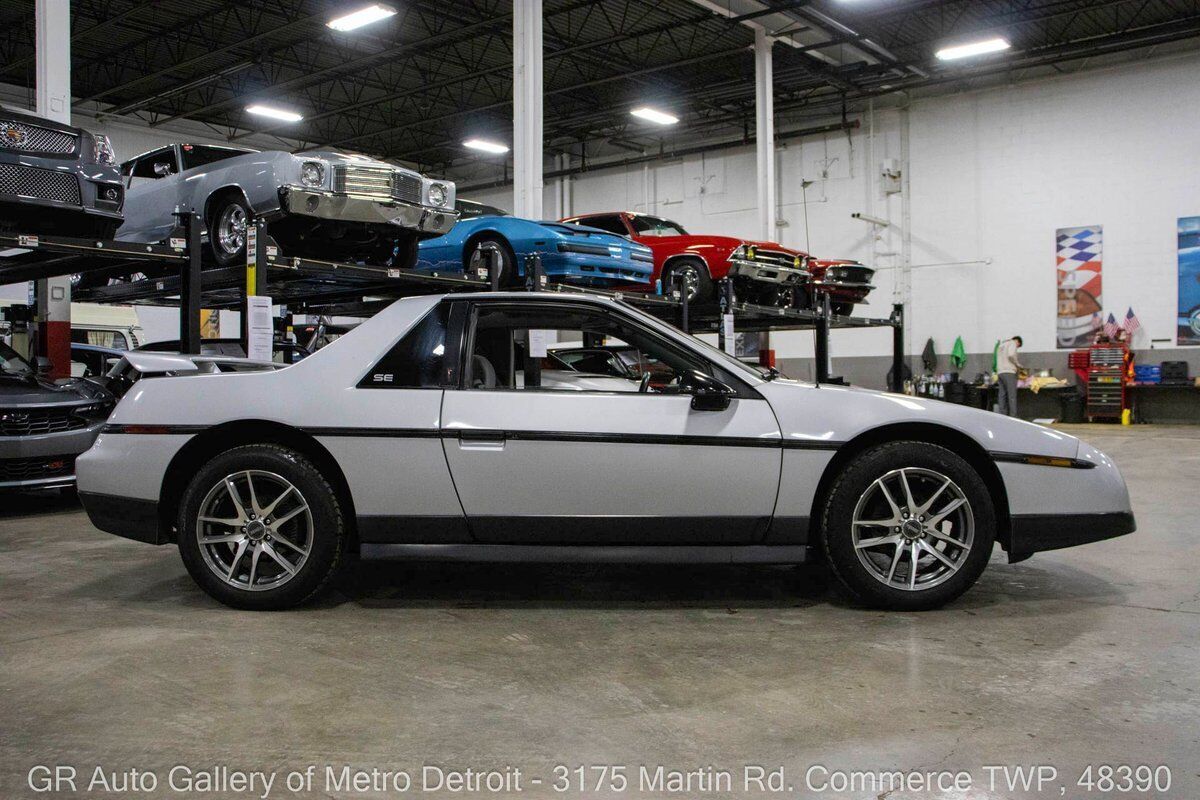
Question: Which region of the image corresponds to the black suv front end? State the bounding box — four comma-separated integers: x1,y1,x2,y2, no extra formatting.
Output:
0,109,124,239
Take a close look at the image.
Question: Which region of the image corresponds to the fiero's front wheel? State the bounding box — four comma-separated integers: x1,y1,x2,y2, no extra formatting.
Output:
820,441,995,610
177,445,345,610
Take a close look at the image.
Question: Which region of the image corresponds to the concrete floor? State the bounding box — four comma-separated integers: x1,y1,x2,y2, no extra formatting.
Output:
1,425,1197,799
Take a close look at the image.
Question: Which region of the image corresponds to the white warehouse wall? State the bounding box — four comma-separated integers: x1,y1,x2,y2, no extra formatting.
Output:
472,51,1200,385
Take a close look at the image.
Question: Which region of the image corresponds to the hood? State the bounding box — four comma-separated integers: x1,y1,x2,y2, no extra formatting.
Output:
0,107,83,137
648,233,802,255
757,379,1082,460
540,222,645,247
297,149,417,174
0,373,106,407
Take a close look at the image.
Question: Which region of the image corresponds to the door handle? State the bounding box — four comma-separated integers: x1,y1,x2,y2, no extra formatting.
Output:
457,429,507,448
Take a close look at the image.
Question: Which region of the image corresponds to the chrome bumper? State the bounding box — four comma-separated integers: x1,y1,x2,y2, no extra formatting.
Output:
814,279,876,290
280,187,458,235
727,260,810,285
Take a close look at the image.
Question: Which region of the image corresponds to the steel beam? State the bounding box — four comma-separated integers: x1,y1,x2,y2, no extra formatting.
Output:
755,27,775,243
34,0,72,381
513,0,544,219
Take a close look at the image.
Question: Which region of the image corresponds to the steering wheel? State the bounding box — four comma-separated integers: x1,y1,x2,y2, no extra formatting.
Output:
638,372,652,393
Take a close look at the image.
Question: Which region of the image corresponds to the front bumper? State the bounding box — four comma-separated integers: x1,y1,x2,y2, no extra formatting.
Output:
543,251,653,285
0,419,103,489
727,259,810,286
280,186,457,235
1007,512,1136,562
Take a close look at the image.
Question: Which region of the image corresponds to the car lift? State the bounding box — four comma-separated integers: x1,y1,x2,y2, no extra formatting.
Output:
9,216,905,392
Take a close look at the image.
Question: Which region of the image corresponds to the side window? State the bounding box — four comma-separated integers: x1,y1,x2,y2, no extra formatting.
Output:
125,149,177,188
358,303,454,388
467,303,710,392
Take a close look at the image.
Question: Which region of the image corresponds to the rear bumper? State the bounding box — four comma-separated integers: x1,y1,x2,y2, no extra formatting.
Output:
279,186,457,235
78,491,166,545
1006,511,1136,562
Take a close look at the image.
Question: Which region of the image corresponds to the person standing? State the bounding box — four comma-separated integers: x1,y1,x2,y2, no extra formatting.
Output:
996,335,1024,417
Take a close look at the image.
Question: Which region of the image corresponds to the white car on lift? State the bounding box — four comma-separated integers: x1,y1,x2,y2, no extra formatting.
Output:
77,293,1135,611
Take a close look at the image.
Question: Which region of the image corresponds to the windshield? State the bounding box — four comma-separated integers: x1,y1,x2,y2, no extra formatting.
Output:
457,200,509,219
0,341,34,378
611,300,764,382
629,216,688,237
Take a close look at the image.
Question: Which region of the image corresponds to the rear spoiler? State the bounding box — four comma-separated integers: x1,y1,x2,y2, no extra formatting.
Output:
111,351,281,376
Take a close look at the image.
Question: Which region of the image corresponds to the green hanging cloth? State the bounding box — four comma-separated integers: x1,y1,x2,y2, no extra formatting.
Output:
991,340,1000,373
951,336,967,370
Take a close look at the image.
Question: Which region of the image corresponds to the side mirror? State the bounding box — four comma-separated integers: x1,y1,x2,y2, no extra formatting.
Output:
34,356,53,376
679,369,736,411
153,162,172,177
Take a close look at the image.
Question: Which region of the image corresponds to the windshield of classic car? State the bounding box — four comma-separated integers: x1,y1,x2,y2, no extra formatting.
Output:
0,341,34,378
630,216,688,237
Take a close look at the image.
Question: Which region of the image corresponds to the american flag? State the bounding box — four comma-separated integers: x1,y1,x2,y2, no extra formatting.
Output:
1103,313,1120,339
1123,307,1141,334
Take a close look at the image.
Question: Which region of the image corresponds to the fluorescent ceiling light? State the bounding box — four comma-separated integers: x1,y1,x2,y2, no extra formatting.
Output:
463,138,509,154
328,4,397,32
245,105,303,123
935,37,1011,61
630,107,679,125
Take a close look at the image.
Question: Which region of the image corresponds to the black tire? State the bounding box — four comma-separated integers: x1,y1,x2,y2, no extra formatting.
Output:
759,285,794,308
662,258,713,303
820,441,995,611
831,301,854,316
466,234,517,287
790,285,813,310
177,445,345,610
370,233,419,269
206,193,251,267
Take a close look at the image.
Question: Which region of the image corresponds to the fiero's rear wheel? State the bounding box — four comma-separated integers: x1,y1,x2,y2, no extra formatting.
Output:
820,441,995,611
177,445,345,610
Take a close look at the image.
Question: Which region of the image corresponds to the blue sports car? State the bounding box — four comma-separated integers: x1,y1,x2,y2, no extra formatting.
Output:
415,200,655,287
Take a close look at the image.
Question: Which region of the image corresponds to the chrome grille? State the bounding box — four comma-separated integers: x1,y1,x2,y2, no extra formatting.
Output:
0,164,82,205
392,172,421,203
0,454,76,482
0,407,88,436
754,249,801,269
333,165,394,198
0,120,77,154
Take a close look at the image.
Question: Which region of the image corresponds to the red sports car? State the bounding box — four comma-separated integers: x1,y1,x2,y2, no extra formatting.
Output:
808,258,876,316
560,211,811,306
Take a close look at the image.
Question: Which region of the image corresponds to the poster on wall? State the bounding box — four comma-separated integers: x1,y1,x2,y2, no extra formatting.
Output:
1056,225,1103,348
1178,216,1200,345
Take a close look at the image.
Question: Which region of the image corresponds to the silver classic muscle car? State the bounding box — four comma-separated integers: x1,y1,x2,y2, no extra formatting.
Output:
116,144,456,267
0,108,124,238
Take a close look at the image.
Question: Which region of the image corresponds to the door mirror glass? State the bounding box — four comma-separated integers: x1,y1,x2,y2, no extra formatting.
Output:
678,368,735,411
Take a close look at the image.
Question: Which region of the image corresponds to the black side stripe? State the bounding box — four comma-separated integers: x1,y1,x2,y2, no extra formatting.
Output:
101,423,844,450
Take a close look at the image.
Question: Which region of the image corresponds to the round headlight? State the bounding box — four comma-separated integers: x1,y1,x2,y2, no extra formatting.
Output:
301,161,324,187
429,182,448,207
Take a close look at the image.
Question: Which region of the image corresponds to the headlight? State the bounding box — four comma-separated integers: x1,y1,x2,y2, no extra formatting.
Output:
746,245,757,260
301,161,325,187
92,134,115,165
793,255,802,269
428,182,448,207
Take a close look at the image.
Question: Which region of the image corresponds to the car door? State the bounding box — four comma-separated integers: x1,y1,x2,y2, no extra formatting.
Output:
118,146,184,243
439,298,783,544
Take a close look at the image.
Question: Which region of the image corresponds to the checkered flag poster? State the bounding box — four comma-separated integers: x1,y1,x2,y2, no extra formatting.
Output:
1056,226,1103,348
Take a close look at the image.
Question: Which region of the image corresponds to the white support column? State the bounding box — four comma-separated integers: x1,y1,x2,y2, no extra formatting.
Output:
512,0,543,219
35,0,72,379
755,28,776,243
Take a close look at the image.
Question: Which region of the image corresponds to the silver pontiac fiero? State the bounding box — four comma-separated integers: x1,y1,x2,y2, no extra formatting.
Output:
77,293,1135,611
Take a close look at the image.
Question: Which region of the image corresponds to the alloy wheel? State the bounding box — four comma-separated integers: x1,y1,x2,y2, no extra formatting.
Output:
850,467,974,591
196,470,313,592
670,264,700,301
216,204,247,256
